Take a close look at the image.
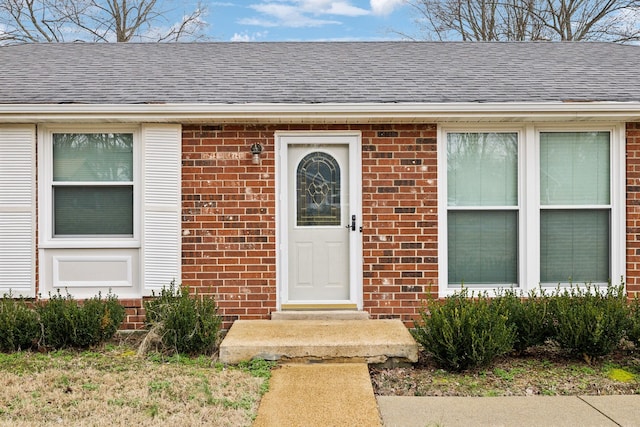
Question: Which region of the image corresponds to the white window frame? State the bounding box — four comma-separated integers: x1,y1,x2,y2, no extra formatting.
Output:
38,125,141,249
438,123,625,297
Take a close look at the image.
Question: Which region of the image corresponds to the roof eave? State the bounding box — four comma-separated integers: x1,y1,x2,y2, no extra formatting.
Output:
1,102,640,124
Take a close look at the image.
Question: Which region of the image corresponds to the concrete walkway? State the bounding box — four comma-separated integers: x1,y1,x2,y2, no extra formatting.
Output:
253,363,382,426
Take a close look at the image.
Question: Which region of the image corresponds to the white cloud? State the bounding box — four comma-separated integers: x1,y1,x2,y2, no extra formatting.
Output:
298,0,369,16
230,31,269,41
245,3,342,28
370,0,404,15
241,1,403,29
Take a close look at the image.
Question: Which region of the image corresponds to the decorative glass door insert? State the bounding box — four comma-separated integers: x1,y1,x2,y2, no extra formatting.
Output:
296,151,341,227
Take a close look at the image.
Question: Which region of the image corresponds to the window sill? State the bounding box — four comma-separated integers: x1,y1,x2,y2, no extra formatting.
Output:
39,239,141,250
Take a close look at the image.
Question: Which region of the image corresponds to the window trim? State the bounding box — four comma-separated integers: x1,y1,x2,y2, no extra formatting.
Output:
438,123,625,297
38,125,141,249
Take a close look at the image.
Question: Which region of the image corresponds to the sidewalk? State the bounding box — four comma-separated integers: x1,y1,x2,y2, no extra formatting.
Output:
254,362,640,427
378,395,640,427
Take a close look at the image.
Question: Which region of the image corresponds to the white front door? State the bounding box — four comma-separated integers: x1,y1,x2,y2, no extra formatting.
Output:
277,132,362,309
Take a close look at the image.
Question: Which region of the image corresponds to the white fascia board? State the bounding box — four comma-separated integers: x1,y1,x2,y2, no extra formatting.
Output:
2,102,640,123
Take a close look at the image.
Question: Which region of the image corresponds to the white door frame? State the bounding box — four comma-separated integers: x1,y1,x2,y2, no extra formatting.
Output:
275,131,362,309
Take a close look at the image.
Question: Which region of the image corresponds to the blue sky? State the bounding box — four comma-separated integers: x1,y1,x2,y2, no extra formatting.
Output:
191,1,415,41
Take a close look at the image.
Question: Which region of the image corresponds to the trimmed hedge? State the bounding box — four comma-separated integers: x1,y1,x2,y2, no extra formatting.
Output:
548,284,629,361
412,289,516,371
0,294,40,352
414,284,638,370
0,290,125,352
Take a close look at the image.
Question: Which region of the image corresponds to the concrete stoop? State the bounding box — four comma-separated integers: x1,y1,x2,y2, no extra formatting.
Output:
218,319,418,365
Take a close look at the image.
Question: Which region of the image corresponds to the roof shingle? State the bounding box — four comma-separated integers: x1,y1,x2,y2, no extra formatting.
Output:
1,41,638,105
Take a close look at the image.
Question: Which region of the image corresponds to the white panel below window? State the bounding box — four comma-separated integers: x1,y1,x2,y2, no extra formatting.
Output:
53,256,133,288
41,249,139,299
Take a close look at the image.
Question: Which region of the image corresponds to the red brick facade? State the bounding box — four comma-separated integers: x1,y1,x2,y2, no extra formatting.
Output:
626,122,640,299
177,124,438,329
117,122,640,330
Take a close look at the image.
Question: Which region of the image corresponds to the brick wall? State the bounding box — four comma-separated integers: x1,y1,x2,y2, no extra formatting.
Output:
117,120,637,330
627,122,640,298
361,125,439,325
180,123,439,329
181,124,277,329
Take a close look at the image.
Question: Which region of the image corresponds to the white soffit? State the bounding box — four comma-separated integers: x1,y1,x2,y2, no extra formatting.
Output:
2,102,640,124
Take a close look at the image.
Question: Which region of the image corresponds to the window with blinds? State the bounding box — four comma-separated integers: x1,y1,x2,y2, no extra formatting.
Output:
539,132,610,284
52,133,134,236
446,132,519,286
441,127,618,292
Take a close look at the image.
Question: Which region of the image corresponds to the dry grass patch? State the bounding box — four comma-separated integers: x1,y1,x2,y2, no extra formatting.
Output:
0,339,270,427
371,345,640,397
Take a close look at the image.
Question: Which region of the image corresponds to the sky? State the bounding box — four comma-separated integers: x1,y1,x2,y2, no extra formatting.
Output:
187,1,416,42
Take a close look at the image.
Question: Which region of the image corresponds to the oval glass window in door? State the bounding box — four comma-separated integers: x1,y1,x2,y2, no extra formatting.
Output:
296,151,341,226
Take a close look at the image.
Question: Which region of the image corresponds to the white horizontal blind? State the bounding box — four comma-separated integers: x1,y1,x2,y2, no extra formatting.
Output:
540,132,610,205
0,126,35,296
141,124,181,295
448,132,518,207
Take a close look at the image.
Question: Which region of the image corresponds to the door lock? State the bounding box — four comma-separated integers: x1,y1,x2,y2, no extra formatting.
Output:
346,215,362,232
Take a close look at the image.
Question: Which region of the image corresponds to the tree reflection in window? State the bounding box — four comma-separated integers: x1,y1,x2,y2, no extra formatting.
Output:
297,151,340,226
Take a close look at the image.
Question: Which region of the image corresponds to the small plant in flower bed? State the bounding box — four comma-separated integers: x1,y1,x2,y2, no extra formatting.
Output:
629,295,640,347
144,282,222,355
0,293,40,352
492,288,554,354
549,284,629,362
412,289,516,372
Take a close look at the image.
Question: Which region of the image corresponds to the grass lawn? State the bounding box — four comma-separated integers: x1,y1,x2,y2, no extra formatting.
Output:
0,334,272,427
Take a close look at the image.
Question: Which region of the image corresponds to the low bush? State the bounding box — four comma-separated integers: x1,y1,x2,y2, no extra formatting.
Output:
549,284,629,361
73,293,126,347
37,290,125,349
492,288,553,354
0,294,40,352
628,296,640,347
412,289,516,372
144,282,222,355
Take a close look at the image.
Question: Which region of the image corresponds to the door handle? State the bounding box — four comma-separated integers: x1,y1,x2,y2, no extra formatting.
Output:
346,215,356,231
345,215,360,232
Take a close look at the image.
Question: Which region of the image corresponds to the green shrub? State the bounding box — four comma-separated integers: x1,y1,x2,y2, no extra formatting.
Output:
37,290,125,349
144,282,222,355
0,294,40,352
549,284,629,361
492,288,553,353
73,293,126,347
412,289,516,372
628,296,640,347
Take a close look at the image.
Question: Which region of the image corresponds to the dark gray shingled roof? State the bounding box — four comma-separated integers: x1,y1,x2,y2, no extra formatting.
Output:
1,41,639,105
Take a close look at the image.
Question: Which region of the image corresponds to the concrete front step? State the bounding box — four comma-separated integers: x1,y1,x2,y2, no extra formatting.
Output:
218,319,419,365
270,310,370,320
